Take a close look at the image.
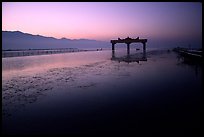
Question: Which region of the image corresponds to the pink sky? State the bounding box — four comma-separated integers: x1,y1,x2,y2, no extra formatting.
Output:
2,2,202,42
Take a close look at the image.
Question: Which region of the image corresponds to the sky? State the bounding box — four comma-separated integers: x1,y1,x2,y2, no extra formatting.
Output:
2,2,202,44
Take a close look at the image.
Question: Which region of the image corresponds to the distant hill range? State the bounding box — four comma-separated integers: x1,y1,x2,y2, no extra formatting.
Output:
2,31,109,50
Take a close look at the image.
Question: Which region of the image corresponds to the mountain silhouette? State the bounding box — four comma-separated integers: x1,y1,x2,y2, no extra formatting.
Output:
2,31,109,50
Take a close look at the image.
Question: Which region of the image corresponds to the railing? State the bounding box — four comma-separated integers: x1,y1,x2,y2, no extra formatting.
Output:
2,48,84,58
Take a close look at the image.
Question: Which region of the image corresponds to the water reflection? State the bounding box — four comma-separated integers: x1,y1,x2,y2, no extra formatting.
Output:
111,50,147,63
2,51,110,80
2,49,202,135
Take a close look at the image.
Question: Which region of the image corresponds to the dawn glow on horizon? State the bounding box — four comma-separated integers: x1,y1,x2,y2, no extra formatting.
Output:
2,2,202,42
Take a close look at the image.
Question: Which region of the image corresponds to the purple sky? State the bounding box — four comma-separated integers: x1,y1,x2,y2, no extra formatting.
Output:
2,2,202,42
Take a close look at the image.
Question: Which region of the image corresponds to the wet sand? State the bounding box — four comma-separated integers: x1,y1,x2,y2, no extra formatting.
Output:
2,49,202,135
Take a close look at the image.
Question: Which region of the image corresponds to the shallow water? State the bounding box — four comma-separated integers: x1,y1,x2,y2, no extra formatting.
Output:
2,48,202,135
2,50,111,80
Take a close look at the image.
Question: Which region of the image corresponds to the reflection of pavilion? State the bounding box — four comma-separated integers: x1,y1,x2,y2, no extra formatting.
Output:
111,50,147,63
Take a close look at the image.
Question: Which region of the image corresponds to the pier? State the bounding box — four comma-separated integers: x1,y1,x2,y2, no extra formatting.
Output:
110,37,147,56
2,48,82,58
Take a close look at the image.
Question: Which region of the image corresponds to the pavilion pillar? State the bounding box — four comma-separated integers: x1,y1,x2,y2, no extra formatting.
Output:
112,43,115,51
112,50,115,58
143,42,146,58
127,43,130,55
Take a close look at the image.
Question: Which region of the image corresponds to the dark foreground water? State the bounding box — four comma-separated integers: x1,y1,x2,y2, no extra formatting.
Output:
2,48,202,135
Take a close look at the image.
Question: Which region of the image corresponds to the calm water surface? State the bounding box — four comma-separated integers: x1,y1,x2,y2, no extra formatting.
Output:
2,50,111,80
2,48,202,135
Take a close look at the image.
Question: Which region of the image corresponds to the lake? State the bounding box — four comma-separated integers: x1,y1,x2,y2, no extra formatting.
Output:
2,48,202,135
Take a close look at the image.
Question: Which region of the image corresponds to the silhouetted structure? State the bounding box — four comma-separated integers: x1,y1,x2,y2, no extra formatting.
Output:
110,37,147,56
